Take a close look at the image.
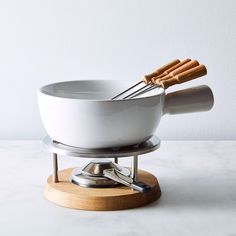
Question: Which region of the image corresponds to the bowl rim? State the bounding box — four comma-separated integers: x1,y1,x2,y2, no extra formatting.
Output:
38,80,165,102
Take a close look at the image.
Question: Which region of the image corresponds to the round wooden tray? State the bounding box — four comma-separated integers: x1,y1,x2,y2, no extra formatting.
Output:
44,168,161,211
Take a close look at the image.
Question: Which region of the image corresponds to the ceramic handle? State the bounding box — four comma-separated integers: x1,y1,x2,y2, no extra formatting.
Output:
151,58,191,83
161,64,207,89
143,59,180,83
156,60,200,83
163,85,214,115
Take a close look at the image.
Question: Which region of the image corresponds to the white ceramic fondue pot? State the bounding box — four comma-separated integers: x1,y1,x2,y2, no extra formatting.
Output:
38,80,214,148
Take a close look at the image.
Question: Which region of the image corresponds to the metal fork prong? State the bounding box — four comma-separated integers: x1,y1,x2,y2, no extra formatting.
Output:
129,85,159,99
111,81,143,100
130,85,156,98
141,84,157,94
122,83,152,99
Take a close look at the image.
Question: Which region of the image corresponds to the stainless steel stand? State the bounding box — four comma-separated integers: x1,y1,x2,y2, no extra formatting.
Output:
43,136,160,184
131,155,138,181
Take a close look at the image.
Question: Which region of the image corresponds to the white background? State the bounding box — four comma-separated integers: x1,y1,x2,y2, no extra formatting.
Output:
0,0,235,140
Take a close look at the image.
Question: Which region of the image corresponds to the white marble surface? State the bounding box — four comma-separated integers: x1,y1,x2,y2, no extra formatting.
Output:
0,141,235,236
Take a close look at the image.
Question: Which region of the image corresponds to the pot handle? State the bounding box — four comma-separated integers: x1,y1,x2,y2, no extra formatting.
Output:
163,85,214,115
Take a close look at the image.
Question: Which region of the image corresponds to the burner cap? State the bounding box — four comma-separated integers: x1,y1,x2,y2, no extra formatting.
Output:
82,159,121,177
70,159,130,188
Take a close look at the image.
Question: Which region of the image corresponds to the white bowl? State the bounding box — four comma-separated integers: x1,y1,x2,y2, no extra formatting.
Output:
38,80,164,148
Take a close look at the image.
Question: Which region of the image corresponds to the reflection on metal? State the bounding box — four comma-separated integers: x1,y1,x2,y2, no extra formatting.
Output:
52,153,58,183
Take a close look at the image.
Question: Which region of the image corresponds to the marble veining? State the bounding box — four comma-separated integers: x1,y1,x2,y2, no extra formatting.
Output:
0,141,235,236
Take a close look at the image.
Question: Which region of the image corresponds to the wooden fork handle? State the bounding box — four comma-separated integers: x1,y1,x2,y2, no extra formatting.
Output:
151,58,191,83
143,59,180,83
160,64,207,89
156,60,200,83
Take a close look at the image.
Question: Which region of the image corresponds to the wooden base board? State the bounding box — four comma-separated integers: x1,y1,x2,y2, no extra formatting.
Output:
44,168,161,211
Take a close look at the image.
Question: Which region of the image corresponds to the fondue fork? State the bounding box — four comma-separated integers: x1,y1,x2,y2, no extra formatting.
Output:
111,59,180,100
124,59,199,99
129,64,207,99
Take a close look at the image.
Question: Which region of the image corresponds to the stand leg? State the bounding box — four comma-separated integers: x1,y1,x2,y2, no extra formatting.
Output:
114,157,118,164
131,155,138,181
53,153,59,183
